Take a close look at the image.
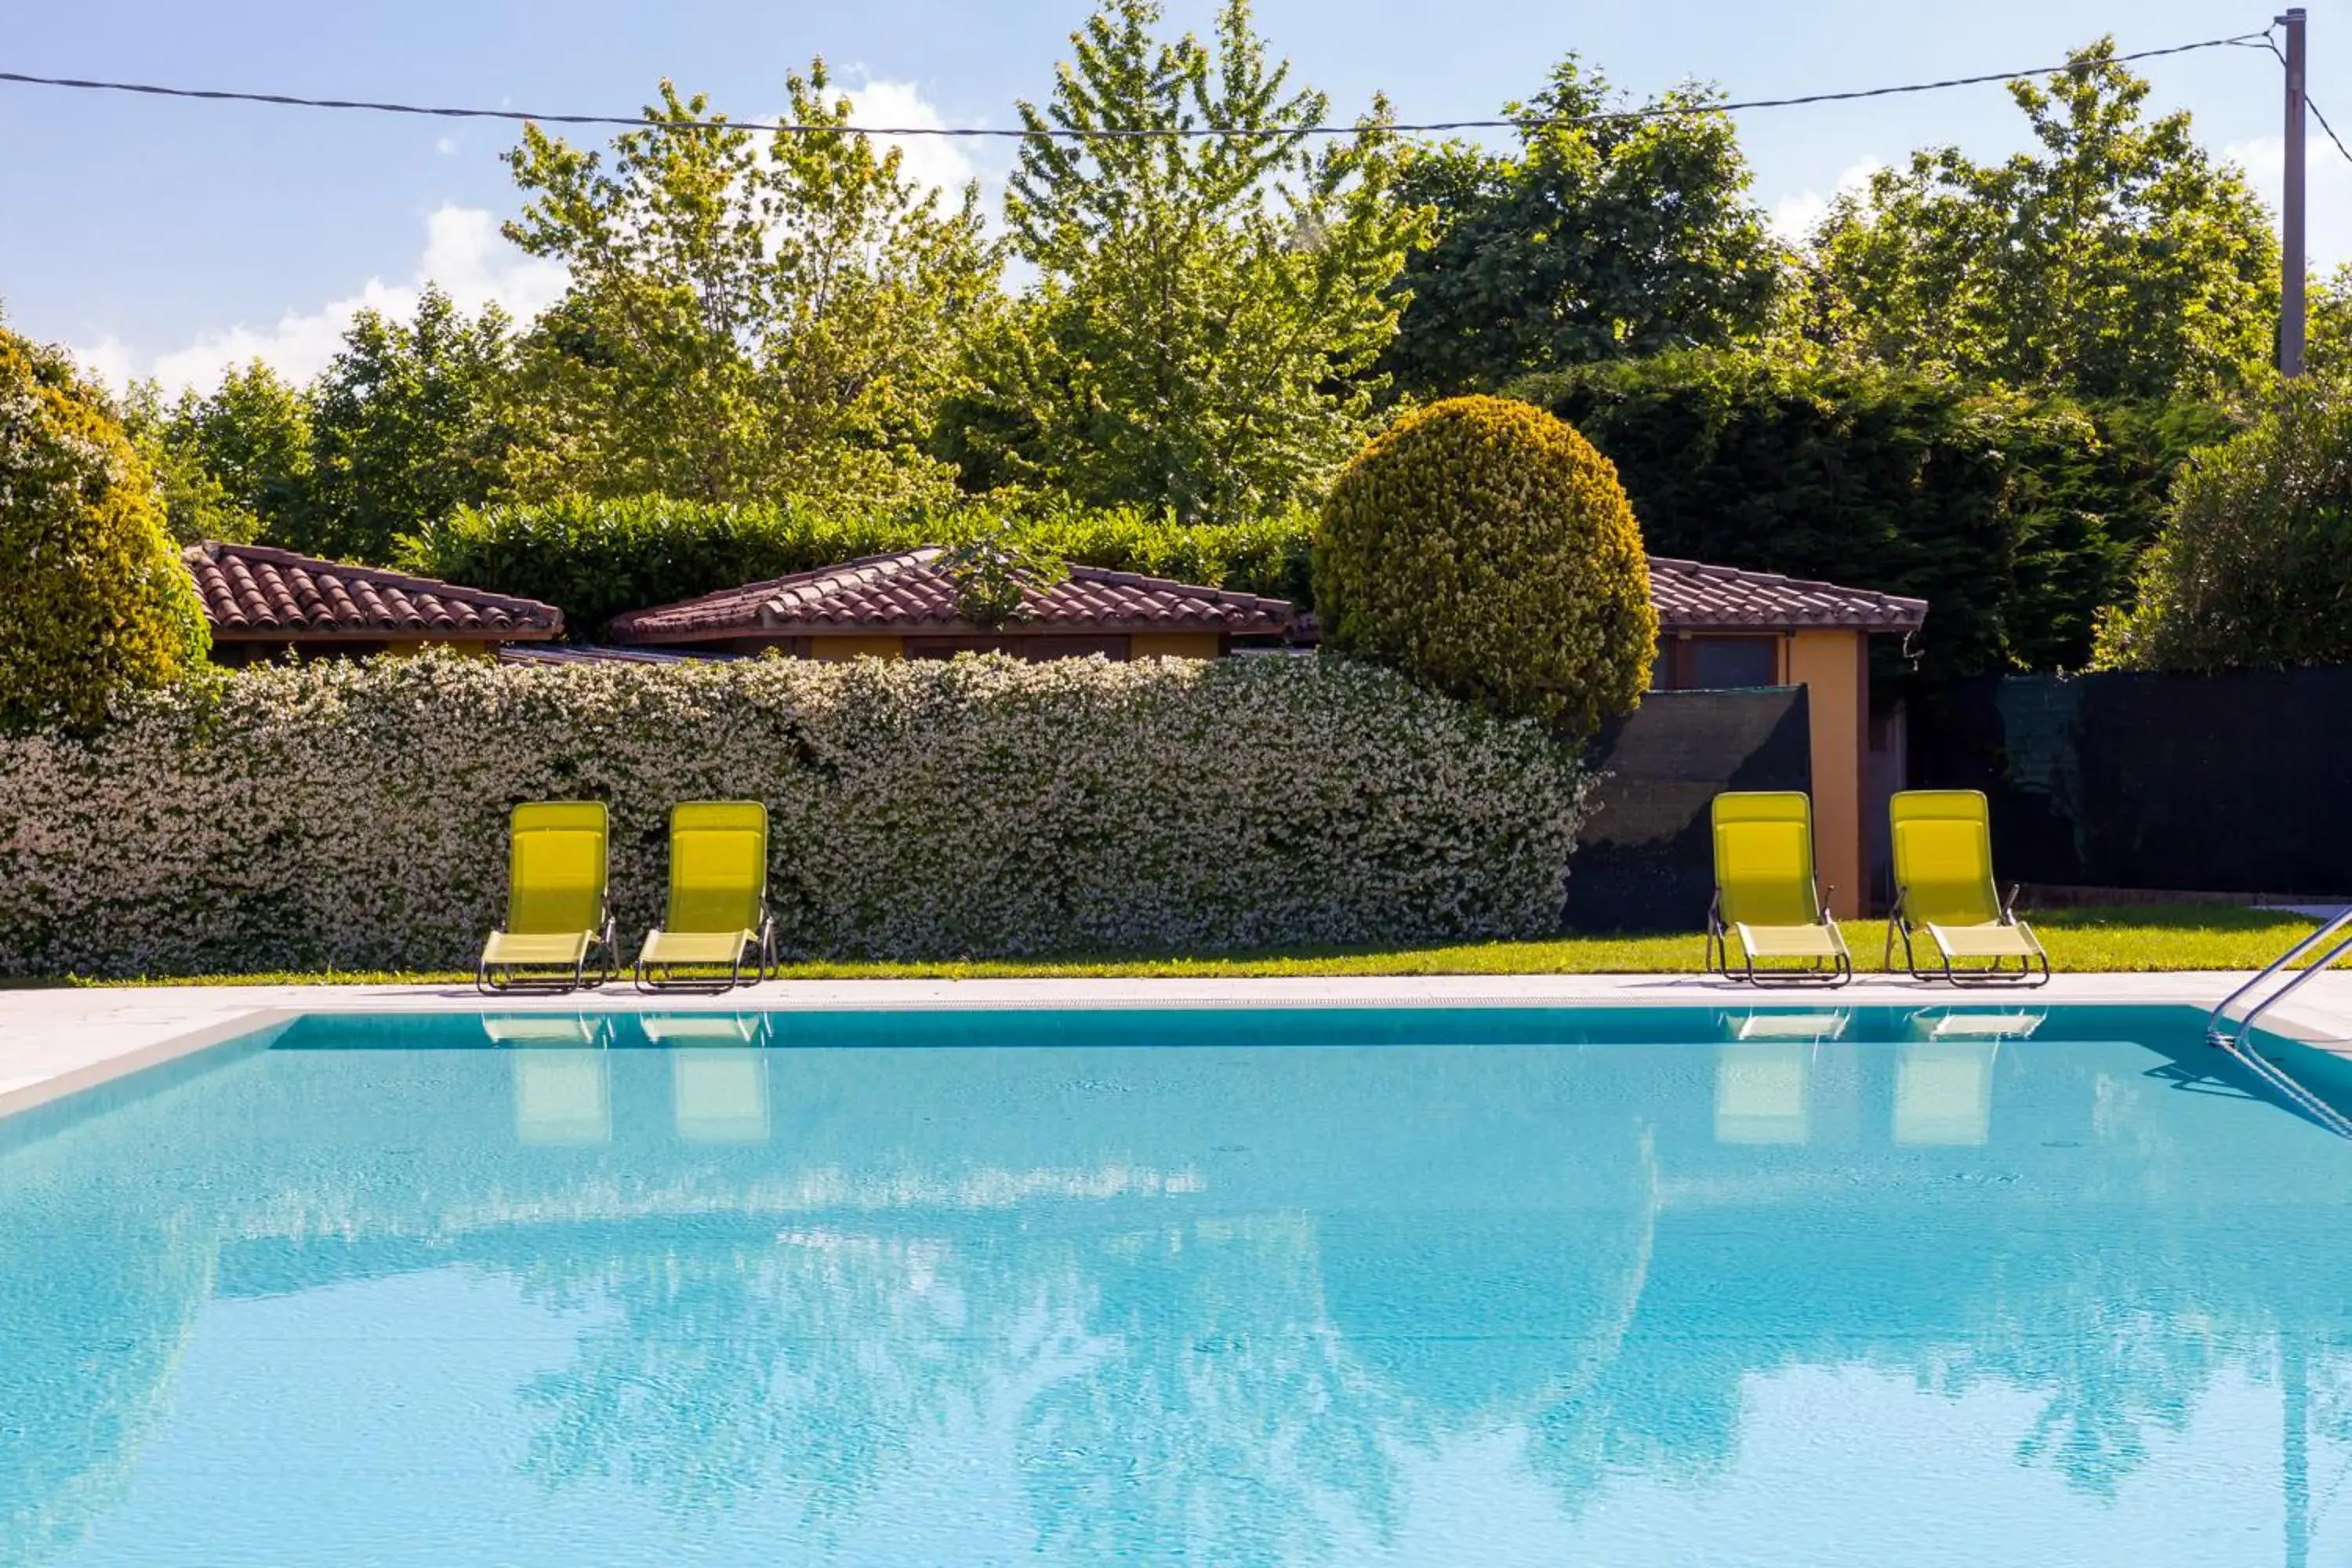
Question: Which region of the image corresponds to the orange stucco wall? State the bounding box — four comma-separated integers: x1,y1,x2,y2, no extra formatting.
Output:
1788,629,1868,917
809,637,908,661
389,640,495,659
1130,633,1221,660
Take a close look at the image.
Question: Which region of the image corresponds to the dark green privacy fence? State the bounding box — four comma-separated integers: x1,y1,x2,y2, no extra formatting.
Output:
1563,687,1813,933
1911,667,2352,898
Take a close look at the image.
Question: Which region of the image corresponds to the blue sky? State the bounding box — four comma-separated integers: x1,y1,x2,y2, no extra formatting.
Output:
2,0,2342,391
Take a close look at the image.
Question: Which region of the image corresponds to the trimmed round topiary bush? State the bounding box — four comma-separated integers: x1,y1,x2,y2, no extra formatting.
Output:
0,324,209,729
1313,394,1656,733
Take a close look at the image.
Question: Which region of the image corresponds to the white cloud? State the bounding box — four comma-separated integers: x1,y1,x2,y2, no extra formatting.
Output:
1768,158,1888,246
2226,136,2352,272
843,78,986,205
413,204,568,318
434,136,459,156
74,204,568,395
67,335,144,392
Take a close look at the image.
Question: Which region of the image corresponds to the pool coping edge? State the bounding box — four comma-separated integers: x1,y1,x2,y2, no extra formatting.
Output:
0,1006,297,1123
6,973,2351,1130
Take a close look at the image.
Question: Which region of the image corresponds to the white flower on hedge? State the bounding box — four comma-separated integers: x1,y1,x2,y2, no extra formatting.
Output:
0,651,1593,976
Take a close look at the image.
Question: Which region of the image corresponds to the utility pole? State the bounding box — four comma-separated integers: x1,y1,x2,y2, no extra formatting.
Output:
2281,7,2308,377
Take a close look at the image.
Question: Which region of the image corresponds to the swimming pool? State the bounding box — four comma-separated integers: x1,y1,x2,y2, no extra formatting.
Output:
4,1004,2348,1566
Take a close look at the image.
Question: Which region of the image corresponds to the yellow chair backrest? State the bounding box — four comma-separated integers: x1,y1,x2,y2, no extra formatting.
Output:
506,801,609,935
1890,789,2002,927
1712,792,1822,927
665,800,768,935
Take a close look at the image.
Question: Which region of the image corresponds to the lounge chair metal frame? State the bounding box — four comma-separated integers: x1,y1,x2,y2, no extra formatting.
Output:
1883,789,2050,988
1707,884,1854,988
1706,791,1853,989
477,915,619,995
1884,886,2050,987
477,800,619,996
633,914,775,995
633,800,777,995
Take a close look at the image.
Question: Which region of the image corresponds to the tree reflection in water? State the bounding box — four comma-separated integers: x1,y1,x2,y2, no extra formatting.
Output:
0,1209,215,1568
500,1213,1414,1561
513,1226,1001,1525
1017,1215,1411,1566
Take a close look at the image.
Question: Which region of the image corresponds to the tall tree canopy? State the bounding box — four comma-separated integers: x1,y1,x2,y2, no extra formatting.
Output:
120,362,310,546
118,381,260,546
949,0,1426,524
1808,40,2278,401
295,285,518,564
1381,59,1782,398
502,60,999,508
2307,263,2352,381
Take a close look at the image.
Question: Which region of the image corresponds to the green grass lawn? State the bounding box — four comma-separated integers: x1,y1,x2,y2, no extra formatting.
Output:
49,904,2337,986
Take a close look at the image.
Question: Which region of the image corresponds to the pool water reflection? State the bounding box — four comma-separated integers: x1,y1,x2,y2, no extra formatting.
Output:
4,1006,2350,1566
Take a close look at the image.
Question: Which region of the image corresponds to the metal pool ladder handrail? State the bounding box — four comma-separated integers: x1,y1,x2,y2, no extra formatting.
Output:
2207,906,2352,1051
2204,906,2352,1140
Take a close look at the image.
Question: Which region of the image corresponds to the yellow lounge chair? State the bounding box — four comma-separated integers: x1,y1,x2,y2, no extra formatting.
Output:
477,801,618,994
634,801,774,993
1885,789,2049,986
1707,791,1852,987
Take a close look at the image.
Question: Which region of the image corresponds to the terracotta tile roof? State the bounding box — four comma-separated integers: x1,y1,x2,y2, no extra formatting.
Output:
607,548,1296,644
1646,557,1926,633
184,542,563,642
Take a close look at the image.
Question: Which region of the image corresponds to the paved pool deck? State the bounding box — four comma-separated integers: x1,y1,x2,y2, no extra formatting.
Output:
6,970,2352,1123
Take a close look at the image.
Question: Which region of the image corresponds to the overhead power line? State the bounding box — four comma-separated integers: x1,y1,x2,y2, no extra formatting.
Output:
2311,97,2352,169
2250,31,2352,169
0,28,2280,140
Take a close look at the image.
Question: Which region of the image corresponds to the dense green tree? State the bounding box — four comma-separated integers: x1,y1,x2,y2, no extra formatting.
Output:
0,320,209,728
1808,40,2278,401
501,60,997,508
118,361,310,546
2307,263,2352,380
118,381,259,545
185,362,311,533
290,285,517,564
1380,60,1782,398
947,0,1426,523
1518,350,2239,686
2093,378,2352,671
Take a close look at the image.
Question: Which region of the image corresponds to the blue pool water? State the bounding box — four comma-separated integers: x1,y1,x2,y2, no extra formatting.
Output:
4,1004,2351,1566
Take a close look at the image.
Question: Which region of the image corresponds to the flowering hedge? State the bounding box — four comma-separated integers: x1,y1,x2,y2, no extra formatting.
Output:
0,652,1592,976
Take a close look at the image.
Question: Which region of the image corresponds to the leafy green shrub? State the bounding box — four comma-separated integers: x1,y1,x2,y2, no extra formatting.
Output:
0,326,209,729
1518,350,2238,686
1314,395,1657,733
2093,379,2352,671
1011,504,1315,605
0,653,1593,975
401,495,1316,633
